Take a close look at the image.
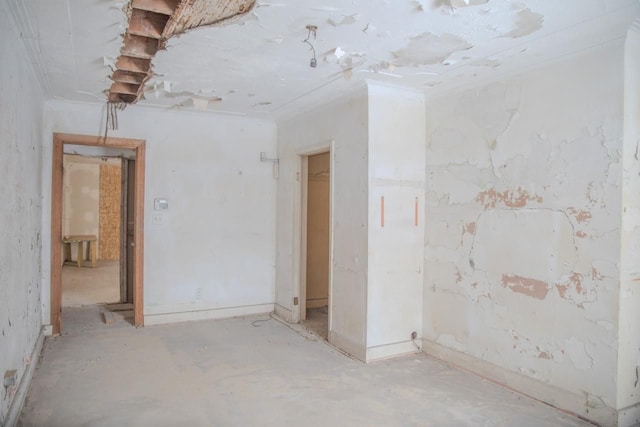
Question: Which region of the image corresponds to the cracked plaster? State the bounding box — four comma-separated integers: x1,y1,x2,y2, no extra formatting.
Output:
423,43,624,408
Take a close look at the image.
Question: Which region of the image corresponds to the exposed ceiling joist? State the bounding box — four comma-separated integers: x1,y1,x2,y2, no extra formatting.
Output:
107,0,256,105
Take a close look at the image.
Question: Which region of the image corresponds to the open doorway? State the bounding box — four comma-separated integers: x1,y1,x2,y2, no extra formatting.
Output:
59,153,135,332
300,151,331,340
61,154,121,307
51,133,145,335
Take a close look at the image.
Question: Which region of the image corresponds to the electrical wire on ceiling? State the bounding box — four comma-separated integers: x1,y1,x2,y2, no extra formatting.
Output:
102,101,127,143
303,25,318,68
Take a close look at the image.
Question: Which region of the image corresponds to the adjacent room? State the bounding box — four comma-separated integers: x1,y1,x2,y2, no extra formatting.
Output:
1,0,639,426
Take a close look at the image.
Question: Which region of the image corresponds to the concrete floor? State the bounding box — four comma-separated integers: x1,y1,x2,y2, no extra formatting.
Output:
20,312,591,427
62,260,120,307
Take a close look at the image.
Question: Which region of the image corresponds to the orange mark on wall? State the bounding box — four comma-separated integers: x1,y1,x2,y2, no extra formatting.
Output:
455,272,463,283
500,274,549,300
567,207,592,223
465,222,476,234
476,187,543,209
538,351,552,360
556,273,585,299
591,268,604,281
575,230,587,238
460,221,477,247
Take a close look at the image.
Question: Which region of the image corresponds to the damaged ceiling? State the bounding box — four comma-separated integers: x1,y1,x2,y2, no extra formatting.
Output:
9,0,640,118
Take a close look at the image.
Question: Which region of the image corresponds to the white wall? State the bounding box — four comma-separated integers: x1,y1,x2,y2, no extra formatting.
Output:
62,155,100,259
276,87,370,360
42,101,277,325
366,84,425,361
0,3,45,424
618,20,640,425
422,42,625,425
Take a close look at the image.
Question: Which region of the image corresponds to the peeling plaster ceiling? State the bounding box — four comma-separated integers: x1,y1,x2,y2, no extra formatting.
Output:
9,0,640,118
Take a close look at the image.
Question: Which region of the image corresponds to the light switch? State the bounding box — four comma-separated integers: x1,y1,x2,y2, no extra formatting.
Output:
154,198,169,211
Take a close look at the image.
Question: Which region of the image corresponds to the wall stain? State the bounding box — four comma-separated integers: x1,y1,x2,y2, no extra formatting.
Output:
465,222,476,234
555,272,598,308
556,273,584,299
501,274,549,300
567,207,592,223
538,351,552,360
476,187,543,209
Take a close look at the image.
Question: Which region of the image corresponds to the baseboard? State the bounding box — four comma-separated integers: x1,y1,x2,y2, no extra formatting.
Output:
366,339,421,362
274,303,292,322
422,339,616,427
329,330,366,362
617,401,640,426
144,303,274,326
4,327,45,427
306,298,328,309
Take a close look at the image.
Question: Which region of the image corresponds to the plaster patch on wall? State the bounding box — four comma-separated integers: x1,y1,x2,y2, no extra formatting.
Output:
564,337,594,370
431,0,488,10
452,82,523,173
566,207,592,224
460,221,477,246
327,14,359,27
500,5,543,39
476,187,543,209
392,32,472,67
555,272,598,308
509,329,561,362
471,209,577,283
437,333,467,351
501,274,549,300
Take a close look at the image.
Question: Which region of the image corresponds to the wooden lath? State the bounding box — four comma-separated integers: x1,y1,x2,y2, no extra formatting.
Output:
107,0,255,105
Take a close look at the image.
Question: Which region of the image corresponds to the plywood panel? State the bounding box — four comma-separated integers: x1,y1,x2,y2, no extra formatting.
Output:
99,163,122,260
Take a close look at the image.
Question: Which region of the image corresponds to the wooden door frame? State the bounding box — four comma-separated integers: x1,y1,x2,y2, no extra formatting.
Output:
51,133,146,335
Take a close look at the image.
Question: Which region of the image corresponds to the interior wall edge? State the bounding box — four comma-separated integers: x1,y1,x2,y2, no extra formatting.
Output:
3,328,46,427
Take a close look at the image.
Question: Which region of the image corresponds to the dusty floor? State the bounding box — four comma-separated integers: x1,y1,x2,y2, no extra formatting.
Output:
62,260,119,307
19,311,590,427
301,306,328,340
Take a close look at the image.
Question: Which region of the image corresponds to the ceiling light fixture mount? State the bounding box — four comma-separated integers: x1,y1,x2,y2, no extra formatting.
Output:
303,25,318,68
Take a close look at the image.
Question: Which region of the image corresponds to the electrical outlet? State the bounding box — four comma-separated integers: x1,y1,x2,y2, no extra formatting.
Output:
4,370,17,387
410,331,418,340
293,297,299,306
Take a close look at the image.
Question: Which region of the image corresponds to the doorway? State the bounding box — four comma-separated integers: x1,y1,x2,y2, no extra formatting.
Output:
300,151,331,340
51,133,145,335
60,154,122,311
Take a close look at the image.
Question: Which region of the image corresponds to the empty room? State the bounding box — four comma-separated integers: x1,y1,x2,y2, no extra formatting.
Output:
1,0,639,426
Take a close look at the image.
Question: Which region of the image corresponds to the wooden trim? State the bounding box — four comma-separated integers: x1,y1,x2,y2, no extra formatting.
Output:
133,143,145,327
51,133,146,334
50,137,63,335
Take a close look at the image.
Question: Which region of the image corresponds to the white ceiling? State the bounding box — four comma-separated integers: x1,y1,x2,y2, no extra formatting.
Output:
9,0,640,119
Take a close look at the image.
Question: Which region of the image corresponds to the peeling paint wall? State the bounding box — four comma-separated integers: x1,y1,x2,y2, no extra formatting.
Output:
0,2,44,424
42,101,277,325
276,87,369,360
423,42,624,422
